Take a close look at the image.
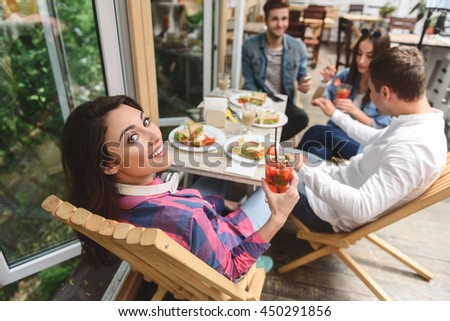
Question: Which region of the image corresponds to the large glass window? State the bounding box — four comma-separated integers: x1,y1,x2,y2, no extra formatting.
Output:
0,0,105,276
151,0,204,124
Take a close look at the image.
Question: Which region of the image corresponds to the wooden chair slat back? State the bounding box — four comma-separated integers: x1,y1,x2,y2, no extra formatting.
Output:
41,195,264,301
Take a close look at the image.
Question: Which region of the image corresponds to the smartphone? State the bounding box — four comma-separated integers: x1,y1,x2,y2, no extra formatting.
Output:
268,93,285,102
300,75,312,83
185,107,204,123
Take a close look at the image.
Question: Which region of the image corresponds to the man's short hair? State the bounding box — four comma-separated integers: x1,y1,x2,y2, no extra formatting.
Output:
369,46,426,102
263,0,290,18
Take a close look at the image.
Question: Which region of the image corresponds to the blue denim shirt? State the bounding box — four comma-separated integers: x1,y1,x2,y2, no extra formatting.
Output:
324,68,391,129
241,32,308,103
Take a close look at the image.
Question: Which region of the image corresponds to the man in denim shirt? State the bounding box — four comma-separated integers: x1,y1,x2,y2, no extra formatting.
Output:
242,0,311,142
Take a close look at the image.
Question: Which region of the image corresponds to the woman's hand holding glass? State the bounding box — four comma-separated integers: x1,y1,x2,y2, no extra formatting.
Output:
334,98,359,115
259,171,300,235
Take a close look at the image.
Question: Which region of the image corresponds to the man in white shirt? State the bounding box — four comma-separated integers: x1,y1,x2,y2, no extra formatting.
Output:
291,46,448,232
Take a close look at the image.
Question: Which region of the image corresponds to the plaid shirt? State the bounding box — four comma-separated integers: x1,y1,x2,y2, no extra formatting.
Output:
117,178,270,281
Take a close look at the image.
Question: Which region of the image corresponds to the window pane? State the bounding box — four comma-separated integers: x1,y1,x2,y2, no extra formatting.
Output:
0,0,105,265
152,0,204,119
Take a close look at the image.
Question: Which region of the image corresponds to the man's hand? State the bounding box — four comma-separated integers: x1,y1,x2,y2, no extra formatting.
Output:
298,75,312,93
311,97,337,117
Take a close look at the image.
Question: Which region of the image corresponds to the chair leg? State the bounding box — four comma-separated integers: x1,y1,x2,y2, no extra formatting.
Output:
247,268,266,301
277,245,336,274
336,249,392,301
151,286,169,301
290,215,321,249
365,233,433,281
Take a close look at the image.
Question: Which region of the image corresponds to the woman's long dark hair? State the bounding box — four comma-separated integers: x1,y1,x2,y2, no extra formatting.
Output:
347,27,390,105
61,95,142,266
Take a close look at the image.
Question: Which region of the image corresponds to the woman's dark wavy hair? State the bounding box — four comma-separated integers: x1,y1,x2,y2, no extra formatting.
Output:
347,27,390,106
61,95,142,266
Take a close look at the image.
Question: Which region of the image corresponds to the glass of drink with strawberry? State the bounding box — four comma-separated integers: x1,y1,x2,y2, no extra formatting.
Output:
265,145,294,193
333,78,352,99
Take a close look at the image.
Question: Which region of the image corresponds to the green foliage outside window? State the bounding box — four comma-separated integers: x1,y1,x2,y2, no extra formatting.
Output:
0,0,105,298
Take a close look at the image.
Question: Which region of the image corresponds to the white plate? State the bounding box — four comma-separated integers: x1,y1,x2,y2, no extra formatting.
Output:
229,93,273,112
223,134,267,165
239,110,288,128
168,124,226,152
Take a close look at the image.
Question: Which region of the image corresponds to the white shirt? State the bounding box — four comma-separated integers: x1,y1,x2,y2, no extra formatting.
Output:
300,108,447,232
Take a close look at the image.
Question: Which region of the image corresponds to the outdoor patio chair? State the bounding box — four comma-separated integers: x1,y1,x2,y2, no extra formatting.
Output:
278,152,450,301
286,21,307,40
289,9,301,22
302,7,327,69
41,195,266,301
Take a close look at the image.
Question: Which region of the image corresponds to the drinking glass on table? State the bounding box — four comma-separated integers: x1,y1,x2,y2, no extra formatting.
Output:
241,104,256,134
264,145,294,194
218,73,230,96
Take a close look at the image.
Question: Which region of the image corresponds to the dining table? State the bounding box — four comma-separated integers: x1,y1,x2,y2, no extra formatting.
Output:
389,33,450,48
342,13,384,25
169,88,288,186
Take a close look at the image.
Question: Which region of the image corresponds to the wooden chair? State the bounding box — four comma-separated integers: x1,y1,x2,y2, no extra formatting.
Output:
278,152,450,301
41,195,266,301
287,9,305,39
289,9,301,23
336,17,353,70
302,7,327,69
307,5,326,11
388,17,417,34
286,21,307,40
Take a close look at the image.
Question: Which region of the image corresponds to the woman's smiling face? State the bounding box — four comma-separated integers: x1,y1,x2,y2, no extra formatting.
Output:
102,104,172,185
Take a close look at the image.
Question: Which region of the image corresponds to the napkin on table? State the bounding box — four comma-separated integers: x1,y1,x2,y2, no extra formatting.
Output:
203,97,227,128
